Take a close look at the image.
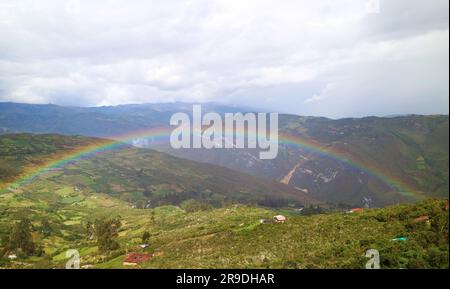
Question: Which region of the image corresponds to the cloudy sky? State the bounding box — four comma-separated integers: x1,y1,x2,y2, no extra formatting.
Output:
0,0,448,118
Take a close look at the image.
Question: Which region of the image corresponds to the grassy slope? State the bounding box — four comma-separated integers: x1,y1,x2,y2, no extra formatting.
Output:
0,134,315,207
0,133,448,269
1,103,448,204
0,197,447,269
281,115,449,200
0,134,102,186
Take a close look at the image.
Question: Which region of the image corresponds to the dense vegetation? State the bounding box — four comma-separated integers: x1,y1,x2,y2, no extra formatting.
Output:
0,134,315,208
0,133,447,269
281,114,449,199
165,114,449,206
0,197,447,269
1,103,448,207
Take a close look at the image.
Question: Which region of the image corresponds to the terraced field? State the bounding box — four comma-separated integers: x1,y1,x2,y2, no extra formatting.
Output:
0,134,447,269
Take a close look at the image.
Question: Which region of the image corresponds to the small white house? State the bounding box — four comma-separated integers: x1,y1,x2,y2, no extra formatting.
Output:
273,215,287,223
8,254,17,260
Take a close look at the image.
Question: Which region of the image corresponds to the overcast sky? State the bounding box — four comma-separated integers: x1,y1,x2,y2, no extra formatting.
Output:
0,0,448,118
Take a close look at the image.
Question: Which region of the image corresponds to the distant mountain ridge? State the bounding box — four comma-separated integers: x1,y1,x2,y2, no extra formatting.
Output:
0,102,254,137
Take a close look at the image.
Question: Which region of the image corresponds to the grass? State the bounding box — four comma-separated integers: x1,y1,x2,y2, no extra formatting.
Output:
0,133,448,269
0,191,448,269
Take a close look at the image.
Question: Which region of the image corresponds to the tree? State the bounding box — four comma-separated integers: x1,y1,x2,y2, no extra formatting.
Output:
41,219,52,237
151,211,155,223
94,218,122,252
142,231,150,244
6,218,36,256
86,221,95,240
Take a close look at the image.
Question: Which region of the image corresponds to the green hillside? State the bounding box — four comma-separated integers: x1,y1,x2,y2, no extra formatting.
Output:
280,115,449,200
0,196,447,269
0,134,315,207
1,103,448,206
157,114,449,206
0,133,447,269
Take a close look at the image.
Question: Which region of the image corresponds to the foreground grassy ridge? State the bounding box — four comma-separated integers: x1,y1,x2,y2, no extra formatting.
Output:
0,197,447,269
100,200,448,269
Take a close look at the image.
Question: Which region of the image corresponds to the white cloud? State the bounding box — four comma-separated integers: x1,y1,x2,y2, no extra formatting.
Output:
0,0,448,117
305,83,337,104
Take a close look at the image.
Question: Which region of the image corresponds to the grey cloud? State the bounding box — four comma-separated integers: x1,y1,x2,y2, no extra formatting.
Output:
0,0,448,117
364,0,449,41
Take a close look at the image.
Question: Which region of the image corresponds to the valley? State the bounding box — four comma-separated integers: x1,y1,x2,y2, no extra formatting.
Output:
1,103,448,207
0,104,448,269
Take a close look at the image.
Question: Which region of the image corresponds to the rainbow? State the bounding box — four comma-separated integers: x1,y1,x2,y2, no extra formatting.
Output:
2,126,420,199
279,132,420,198
1,127,172,190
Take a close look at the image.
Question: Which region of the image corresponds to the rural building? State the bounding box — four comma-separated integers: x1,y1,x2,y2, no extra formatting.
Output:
413,215,431,225
347,208,364,214
123,253,152,266
273,215,287,223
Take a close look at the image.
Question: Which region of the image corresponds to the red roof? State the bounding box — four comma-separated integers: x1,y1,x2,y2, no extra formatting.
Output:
351,208,364,213
413,216,430,223
123,253,152,264
274,215,287,221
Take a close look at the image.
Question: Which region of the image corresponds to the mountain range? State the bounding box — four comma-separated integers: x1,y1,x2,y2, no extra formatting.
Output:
0,102,448,207
0,102,448,269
